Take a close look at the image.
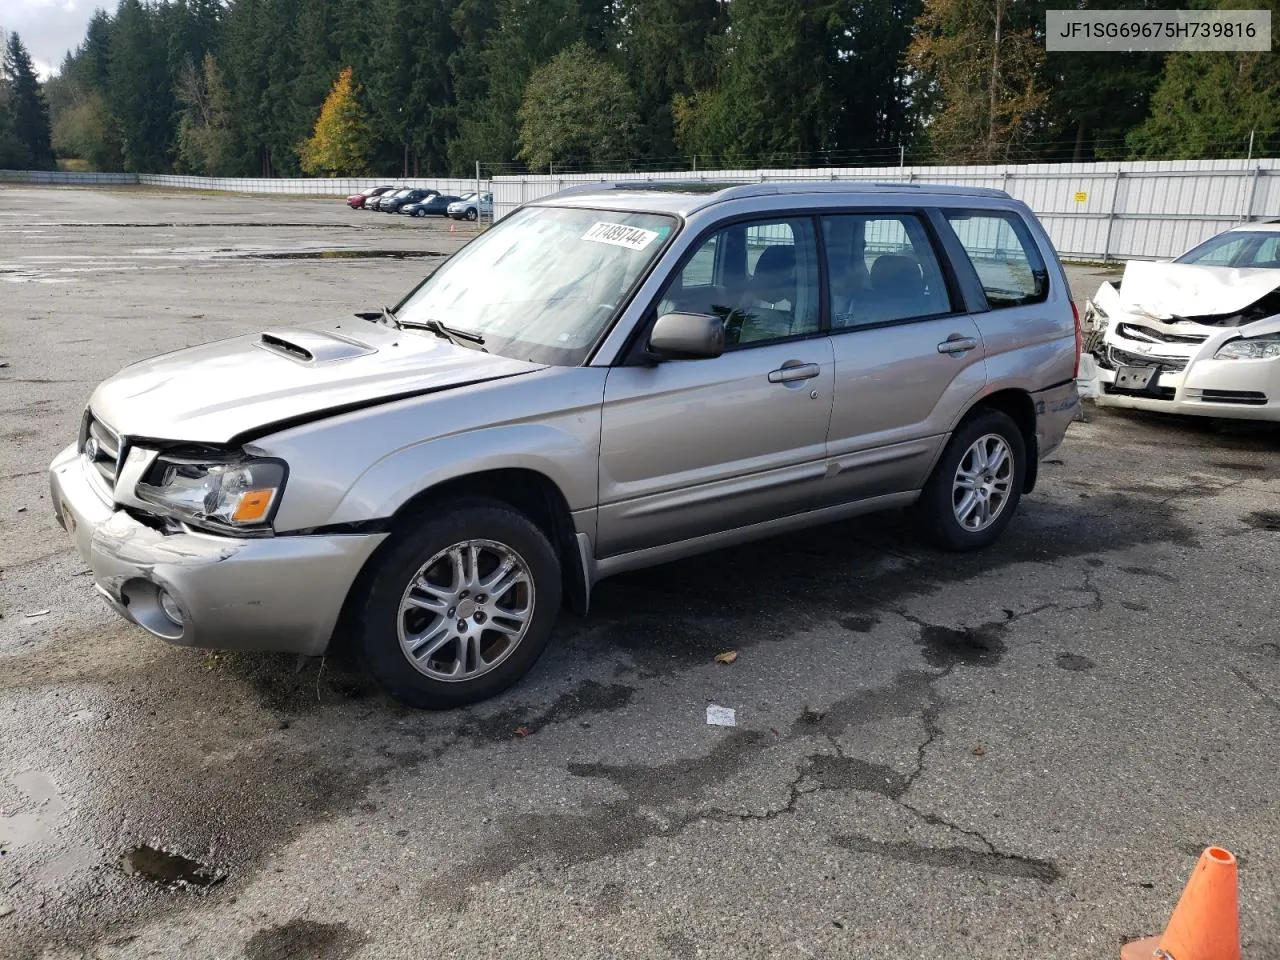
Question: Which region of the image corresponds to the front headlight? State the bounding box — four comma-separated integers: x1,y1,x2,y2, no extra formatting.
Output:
1214,334,1280,360
1082,300,1109,355
137,455,286,531
1082,300,1109,332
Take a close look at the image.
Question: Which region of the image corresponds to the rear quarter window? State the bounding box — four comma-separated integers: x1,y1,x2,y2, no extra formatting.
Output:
944,211,1049,309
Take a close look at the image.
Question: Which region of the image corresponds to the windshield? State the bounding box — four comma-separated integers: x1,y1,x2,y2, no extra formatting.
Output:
394,206,678,365
1175,231,1280,268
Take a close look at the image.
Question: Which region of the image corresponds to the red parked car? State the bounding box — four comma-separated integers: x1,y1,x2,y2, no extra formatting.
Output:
346,186,394,209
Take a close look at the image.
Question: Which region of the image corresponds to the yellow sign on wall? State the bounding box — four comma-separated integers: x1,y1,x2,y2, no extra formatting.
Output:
1073,191,1088,203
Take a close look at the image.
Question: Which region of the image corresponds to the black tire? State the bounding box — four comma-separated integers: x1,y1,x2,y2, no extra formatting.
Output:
915,409,1027,551
356,497,562,709
465,207,478,222
414,208,427,217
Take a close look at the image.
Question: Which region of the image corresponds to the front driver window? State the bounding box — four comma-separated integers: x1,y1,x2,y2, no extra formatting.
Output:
657,218,821,347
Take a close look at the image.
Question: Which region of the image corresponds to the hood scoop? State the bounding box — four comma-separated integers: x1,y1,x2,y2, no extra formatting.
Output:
256,328,377,364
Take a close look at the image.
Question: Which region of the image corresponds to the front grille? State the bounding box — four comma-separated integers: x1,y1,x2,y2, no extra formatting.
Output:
1107,346,1189,373
1115,323,1208,345
82,414,121,489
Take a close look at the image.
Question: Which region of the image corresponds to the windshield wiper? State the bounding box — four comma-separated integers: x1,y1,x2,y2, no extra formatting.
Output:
399,317,487,349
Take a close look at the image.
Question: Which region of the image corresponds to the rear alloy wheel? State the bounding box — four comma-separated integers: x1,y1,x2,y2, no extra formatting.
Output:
356,498,562,709
915,409,1026,551
465,207,478,222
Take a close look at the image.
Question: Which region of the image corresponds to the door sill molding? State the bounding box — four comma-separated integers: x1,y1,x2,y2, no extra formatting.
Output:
592,491,920,582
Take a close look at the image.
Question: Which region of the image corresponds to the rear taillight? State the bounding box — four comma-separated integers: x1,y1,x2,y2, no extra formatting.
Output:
1072,300,1082,378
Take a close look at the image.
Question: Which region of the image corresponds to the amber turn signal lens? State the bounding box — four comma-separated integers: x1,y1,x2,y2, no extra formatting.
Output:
232,489,275,524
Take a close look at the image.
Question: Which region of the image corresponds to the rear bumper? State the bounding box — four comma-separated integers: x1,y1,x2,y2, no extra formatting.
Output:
49,443,387,656
1031,379,1081,459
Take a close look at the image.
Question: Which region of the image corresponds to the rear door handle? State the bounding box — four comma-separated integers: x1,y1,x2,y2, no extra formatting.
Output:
937,336,979,355
768,362,822,383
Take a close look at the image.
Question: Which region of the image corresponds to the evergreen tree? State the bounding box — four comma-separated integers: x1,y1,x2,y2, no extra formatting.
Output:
2,32,55,169
367,0,457,176
1127,0,1280,159
831,0,922,155
615,0,722,160
108,0,174,171
0,69,19,169
221,0,275,173
298,66,373,175
448,0,584,172
676,0,844,165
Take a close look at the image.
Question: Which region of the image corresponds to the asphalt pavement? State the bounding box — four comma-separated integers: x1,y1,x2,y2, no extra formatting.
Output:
1,187,1277,960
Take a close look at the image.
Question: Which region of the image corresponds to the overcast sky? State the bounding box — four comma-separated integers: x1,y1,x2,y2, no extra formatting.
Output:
2,0,104,78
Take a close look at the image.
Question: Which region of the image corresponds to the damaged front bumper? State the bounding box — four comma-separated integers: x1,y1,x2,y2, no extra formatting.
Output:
1084,268,1280,421
48,443,387,656
1094,354,1280,421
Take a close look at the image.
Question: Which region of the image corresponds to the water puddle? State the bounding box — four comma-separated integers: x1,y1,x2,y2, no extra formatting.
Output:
120,844,225,888
0,771,65,848
240,249,443,261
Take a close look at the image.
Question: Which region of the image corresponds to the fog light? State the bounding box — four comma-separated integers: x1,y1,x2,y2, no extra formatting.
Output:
158,590,184,626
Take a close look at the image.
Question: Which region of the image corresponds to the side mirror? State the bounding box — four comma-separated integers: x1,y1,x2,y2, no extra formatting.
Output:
647,312,725,360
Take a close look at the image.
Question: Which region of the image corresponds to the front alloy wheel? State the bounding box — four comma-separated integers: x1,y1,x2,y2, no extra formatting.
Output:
397,539,534,681
356,497,562,709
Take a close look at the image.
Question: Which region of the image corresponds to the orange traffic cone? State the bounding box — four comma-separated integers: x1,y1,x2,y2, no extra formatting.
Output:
1121,847,1240,960
449,222,456,234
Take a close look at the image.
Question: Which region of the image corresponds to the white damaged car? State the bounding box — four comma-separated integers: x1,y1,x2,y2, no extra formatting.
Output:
1084,223,1280,420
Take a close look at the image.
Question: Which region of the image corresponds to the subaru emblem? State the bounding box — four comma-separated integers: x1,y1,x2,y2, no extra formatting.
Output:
84,437,99,461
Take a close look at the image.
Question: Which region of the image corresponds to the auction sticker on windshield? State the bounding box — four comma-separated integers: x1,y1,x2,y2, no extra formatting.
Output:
582,222,660,250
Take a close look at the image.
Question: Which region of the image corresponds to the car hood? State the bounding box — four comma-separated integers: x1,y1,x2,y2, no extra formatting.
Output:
89,321,544,445
1110,260,1280,321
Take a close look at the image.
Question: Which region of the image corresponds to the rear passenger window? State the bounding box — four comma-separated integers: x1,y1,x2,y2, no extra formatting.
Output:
821,214,954,328
944,211,1048,308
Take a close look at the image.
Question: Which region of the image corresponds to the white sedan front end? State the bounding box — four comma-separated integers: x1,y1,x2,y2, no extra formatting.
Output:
1088,259,1280,421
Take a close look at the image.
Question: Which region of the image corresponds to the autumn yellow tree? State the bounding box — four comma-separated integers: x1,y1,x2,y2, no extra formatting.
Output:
907,0,1046,163
297,67,373,176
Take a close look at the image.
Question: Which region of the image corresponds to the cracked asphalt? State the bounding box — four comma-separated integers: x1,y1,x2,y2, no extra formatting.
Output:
1,187,1278,960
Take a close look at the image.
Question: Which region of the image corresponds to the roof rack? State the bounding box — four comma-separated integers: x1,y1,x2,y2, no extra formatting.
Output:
545,179,1011,202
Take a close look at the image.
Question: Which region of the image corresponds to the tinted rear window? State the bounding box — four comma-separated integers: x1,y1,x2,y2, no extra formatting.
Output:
944,211,1049,309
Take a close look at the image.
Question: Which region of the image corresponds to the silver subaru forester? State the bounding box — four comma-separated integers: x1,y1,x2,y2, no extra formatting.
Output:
49,182,1081,708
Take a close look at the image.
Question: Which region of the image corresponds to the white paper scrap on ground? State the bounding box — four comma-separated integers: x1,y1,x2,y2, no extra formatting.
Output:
706,704,736,727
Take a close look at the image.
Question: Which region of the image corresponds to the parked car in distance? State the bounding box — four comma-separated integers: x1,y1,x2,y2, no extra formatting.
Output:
49,181,1080,710
403,194,461,217
448,192,493,221
347,185,394,209
1085,221,1280,421
378,188,435,213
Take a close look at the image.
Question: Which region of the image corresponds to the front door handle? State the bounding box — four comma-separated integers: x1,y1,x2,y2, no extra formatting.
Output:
768,362,822,383
937,336,979,355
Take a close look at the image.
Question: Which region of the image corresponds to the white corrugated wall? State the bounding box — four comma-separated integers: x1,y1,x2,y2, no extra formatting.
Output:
489,159,1280,261
4,161,1277,261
